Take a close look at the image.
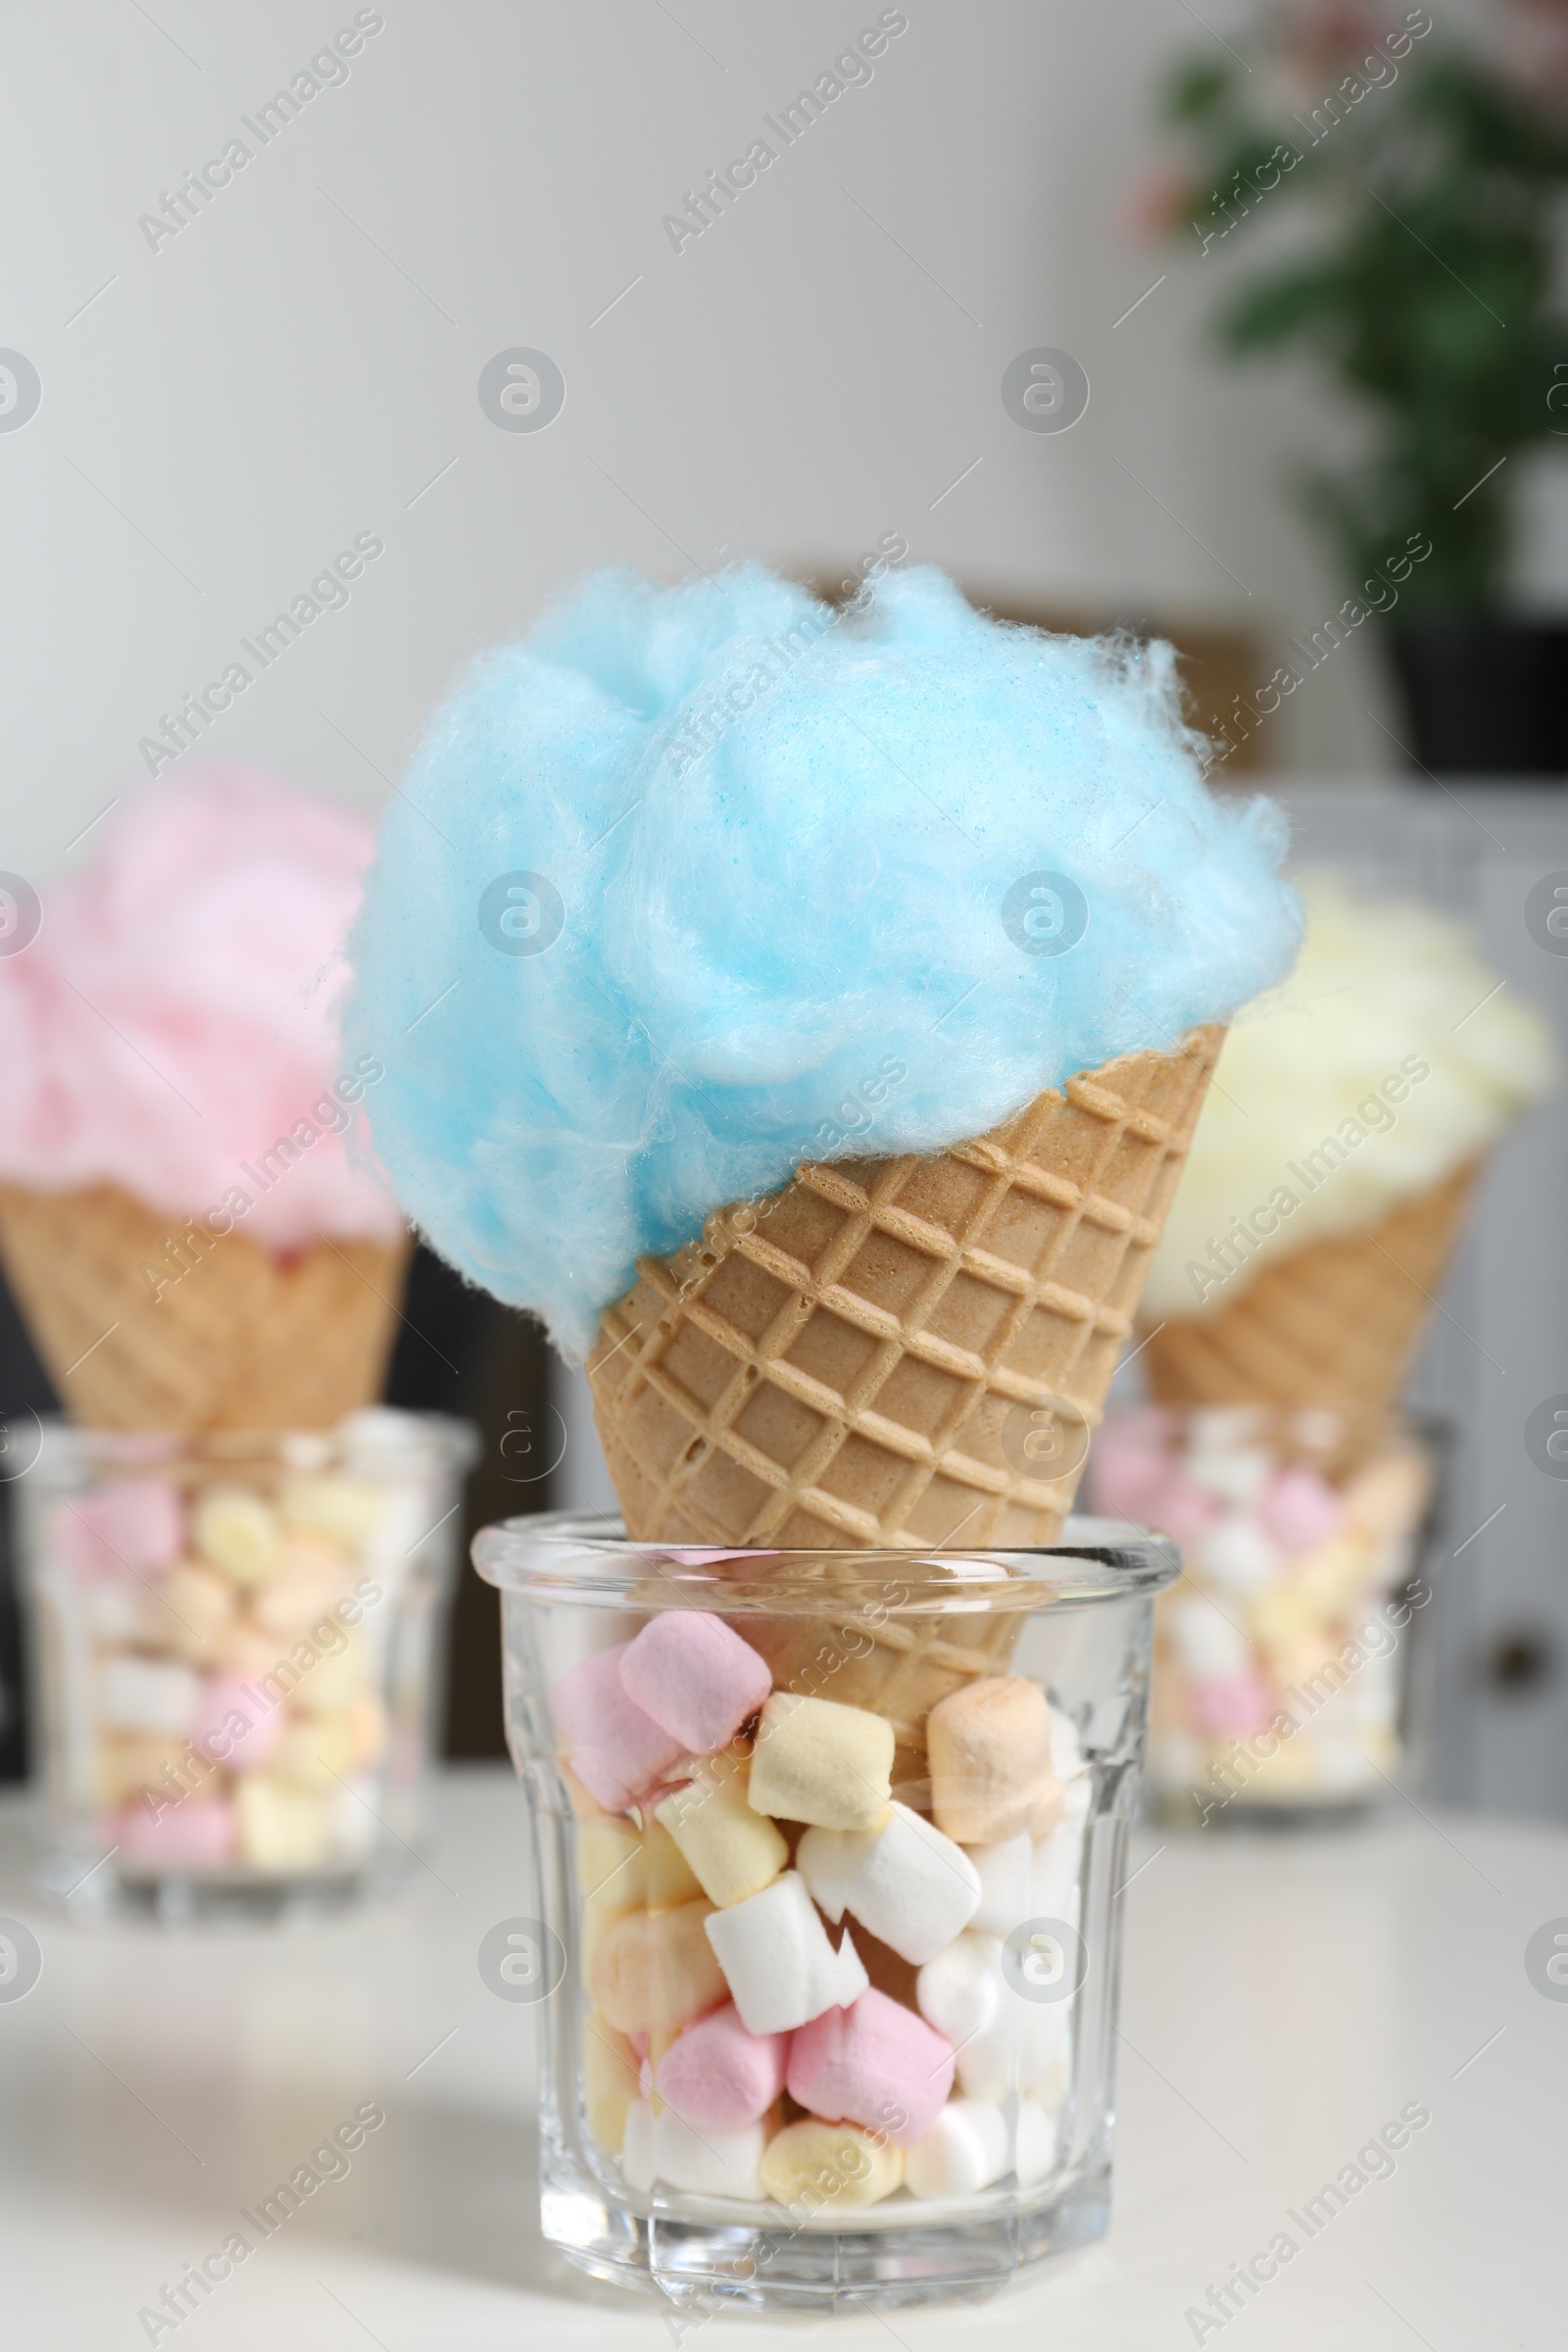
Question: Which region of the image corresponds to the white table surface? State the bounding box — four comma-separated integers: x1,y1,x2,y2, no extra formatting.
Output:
0,1766,1560,2350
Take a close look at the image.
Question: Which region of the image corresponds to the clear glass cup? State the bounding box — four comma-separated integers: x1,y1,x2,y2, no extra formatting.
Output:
21,1407,476,1919
473,1510,1179,2317
1084,1403,1444,1823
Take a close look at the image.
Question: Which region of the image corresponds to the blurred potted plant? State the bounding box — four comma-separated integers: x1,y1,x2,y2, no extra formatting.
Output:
1145,0,1568,774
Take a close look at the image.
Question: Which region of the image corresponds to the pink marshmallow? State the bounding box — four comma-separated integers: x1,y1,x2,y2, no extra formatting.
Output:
619,1613,772,1753
655,2001,788,2129
55,1480,184,1579
190,1673,285,1772
1140,1471,1218,1552
117,1795,237,1870
1087,1442,1172,1524
550,1644,687,1811
1259,1465,1345,1556
1189,1672,1275,1738
786,1987,955,2149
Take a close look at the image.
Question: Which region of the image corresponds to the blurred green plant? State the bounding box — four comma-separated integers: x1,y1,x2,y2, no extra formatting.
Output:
1149,2,1568,612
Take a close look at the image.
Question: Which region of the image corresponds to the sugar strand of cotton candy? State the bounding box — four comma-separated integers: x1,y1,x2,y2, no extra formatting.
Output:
347,563,1300,1354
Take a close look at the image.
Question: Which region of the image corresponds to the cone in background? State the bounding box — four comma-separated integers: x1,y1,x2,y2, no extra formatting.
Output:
0,1182,411,1432
1139,1158,1481,1410
588,1027,1222,1770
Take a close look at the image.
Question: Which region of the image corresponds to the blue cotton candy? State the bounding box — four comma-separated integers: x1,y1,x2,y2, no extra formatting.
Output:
346,564,1299,1356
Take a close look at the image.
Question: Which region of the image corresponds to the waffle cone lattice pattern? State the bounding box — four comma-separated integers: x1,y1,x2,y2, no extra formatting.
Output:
1140,1158,1481,1408
0,1181,411,1432
588,1026,1223,1550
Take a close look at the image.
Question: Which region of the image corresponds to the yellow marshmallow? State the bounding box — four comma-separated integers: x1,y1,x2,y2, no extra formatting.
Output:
577,1817,644,1916
270,1714,360,1791
583,2012,642,2154
235,1774,333,1871
642,1818,703,1913
150,1563,236,1665
278,1474,385,1548
747,1694,894,1831
757,2120,904,2214
193,1490,280,1587
589,1900,726,2034
658,1755,788,1907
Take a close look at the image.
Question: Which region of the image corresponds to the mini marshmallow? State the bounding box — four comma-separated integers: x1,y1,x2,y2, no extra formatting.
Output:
270,1713,359,1791
1165,1591,1252,1683
704,1871,868,2034
642,1817,703,1912
289,1636,372,1716
1048,1703,1085,1786
786,1987,954,2147
1192,1511,1280,1596
928,1677,1057,1846
758,2119,904,2213
1017,2096,1058,2186
577,1817,644,1917
622,2101,768,2199
550,1644,686,1812
619,1612,771,1753
98,1656,200,1738
117,1795,236,1871
1259,1463,1345,1554
590,1899,727,2034
1030,1815,1085,1925
251,1538,350,1637
747,1693,893,1830
655,2002,787,2129
583,2012,642,2155
151,1562,235,1663
622,2097,656,2192
60,1479,183,1578
657,1753,788,1907
905,2097,1009,2198
965,1832,1033,1939
278,1473,385,1549
797,1801,980,1964
1186,1442,1273,1504
914,1931,1066,2100
190,1672,284,1772
1342,1450,1430,1540
192,1489,281,1587
235,1774,334,1871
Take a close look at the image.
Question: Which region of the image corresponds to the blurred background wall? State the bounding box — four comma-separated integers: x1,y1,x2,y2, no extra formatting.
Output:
3,0,1565,1808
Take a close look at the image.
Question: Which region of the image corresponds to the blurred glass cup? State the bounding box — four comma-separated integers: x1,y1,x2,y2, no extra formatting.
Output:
21,1408,475,1919
1085,1403,1444,1824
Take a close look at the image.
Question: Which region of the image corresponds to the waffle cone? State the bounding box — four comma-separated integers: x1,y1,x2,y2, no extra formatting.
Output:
1140,1158,1481,1409
0,1182,411,1432
588,1028,1222,1765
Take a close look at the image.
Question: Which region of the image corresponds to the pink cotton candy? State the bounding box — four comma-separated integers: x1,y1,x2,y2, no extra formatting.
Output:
619,1613,772,1753
1259,1465,1345,1556
550,1644,686,1810
0,770,401,1246
1189,1673,1275,1738
191,1673,285,1772
54,1480,183,1578
655,2002,788,2129
117,1795,237,1870
786,1987,955,2148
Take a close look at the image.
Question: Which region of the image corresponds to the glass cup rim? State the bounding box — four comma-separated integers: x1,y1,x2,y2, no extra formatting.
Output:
23,1406,479,1482
472,1506,1180,1609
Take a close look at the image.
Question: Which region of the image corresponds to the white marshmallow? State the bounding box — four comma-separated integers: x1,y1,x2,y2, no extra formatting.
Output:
1048,1704,1084,1785
1017,2097,1059,2186
965,1833,1033,1940
1185,1442,1273,1504
98,1655,200,1736
797,1801,981,1964
622,2097,656,2191
1029,1818,1084,1926
1165,1591,1252,1682
618,2097,767,2200
915,1931,1069,2099
1192,1511,1281,1596
905,2097,1008,2199
704,1870,867,2034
